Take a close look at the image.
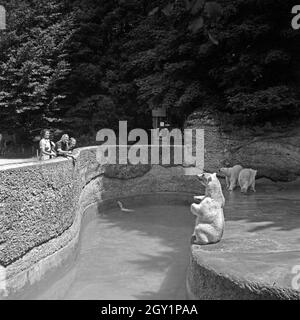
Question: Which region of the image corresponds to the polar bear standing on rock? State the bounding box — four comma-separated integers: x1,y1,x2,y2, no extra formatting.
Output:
238,168,257,193
191,173,225,245
219,165,243,191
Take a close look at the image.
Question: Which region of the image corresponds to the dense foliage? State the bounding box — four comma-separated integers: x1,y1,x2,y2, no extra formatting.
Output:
0,0,299,143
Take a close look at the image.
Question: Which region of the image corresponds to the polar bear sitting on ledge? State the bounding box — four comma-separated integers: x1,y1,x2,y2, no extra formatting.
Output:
191,198,224,245
191,173,225,245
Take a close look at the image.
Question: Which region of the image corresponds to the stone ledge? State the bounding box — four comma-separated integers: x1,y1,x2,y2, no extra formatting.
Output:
0,145,201,298
187,246,300,300
0,146,201,267
186,186,300,300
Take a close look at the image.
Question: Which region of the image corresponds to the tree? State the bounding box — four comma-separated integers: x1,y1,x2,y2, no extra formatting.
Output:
0,0,299,144
0,0,75,138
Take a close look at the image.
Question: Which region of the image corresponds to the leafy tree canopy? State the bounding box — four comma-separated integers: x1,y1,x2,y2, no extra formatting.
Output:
0,0,299,143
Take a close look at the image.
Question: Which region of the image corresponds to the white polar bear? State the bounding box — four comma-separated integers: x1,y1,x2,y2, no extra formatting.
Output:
191,172,225,245
238,168,257,193
194,172,225,208
191,198,224,245
219,165,243,191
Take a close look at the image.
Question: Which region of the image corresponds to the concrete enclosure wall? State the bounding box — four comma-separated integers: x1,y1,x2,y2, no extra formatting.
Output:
0,146,201,298
1,145,299,300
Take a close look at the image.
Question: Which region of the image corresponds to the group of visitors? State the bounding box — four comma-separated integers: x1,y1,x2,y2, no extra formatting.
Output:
39,129,77,161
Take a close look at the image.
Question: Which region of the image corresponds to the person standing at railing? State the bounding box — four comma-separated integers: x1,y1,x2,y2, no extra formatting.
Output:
68,137,77,151
39,129,56,160
55,134,70,156
55,134,76,163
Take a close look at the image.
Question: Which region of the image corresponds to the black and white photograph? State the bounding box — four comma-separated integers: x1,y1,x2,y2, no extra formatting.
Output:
0,0,300,305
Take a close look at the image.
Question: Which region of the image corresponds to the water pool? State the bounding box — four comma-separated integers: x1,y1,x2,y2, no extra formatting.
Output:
20,204,194,300
11,180,300,300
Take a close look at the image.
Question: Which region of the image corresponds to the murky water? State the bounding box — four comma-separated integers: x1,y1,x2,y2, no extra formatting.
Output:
29,205,194,300
15,180,300,299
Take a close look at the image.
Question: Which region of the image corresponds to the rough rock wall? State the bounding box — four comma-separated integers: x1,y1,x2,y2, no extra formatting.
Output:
186,112,300,182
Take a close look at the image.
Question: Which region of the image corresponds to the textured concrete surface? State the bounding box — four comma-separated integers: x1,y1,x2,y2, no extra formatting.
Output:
0,158,36,166
0,146,200,297
187,182,300,300
0,149,200,267
0,147,102,267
